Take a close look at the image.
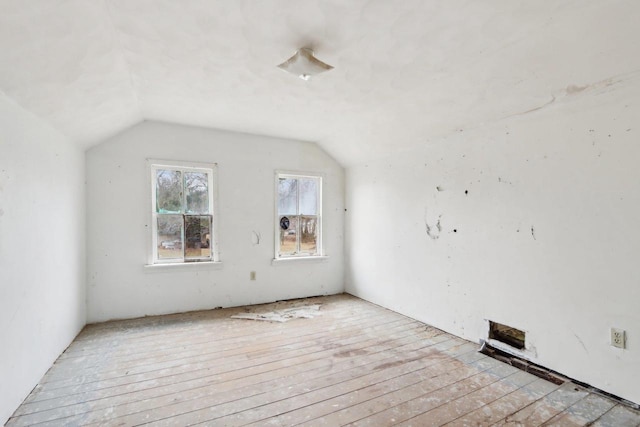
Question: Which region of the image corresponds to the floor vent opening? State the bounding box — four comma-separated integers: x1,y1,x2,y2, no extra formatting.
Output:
489,321,525,349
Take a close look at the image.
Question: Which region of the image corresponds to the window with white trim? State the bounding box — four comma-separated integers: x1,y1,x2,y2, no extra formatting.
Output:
276,173,322,258
150,160,219,264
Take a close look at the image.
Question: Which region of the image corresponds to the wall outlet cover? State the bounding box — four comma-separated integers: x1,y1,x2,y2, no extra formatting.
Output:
611,328,626,349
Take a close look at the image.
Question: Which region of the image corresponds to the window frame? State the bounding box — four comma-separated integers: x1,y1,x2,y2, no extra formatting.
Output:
148,159,220,265
274,171,323,259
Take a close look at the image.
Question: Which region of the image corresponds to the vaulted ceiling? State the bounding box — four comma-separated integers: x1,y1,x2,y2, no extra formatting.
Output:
1,0,638,165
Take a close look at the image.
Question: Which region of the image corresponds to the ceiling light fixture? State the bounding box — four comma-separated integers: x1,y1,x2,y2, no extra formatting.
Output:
277,47,334,81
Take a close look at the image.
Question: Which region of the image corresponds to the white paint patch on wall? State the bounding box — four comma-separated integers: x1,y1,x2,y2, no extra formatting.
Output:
0,94,86,425
345,81,640,404
86,121,344,323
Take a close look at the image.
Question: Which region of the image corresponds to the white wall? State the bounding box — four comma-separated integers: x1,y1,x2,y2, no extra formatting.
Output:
345,83,640,404
0,94,86,424
86,121,344,323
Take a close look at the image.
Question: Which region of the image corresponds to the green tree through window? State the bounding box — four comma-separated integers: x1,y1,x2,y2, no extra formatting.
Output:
151,162,217,264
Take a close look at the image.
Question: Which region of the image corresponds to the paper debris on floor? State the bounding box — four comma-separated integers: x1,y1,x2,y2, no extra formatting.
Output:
231,304,322,322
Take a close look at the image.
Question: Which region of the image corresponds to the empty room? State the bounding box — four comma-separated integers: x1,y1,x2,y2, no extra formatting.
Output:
1,1,639,426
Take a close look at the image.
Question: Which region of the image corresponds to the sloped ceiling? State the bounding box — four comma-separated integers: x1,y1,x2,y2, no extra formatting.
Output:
0,0,639,165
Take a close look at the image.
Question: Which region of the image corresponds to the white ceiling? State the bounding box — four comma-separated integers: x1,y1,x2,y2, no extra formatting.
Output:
1,0,639,165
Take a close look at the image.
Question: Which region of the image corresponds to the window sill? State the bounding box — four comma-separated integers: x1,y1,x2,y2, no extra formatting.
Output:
271,256,329,266
144,261,223,272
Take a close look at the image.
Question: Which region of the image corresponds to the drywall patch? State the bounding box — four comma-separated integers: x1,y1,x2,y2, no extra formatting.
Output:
231,304,321,322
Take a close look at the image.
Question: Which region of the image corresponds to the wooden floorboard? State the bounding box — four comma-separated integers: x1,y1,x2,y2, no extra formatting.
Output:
34,310,412,398
7,294,640,427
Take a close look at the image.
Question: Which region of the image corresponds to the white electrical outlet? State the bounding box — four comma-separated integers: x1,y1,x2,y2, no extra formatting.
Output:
250,271,256,281
611,328,626,349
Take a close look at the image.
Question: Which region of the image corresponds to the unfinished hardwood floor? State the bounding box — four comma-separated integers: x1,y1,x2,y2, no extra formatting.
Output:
8,294,640,426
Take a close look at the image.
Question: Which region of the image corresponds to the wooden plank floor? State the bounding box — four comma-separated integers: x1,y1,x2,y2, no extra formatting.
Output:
8,294,640,426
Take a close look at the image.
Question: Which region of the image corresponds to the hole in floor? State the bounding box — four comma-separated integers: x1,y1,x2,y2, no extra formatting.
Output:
480,342,566,385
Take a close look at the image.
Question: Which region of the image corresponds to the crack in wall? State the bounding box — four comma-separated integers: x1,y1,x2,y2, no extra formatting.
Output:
574,333,589,354
500,70,640,121
507,95,557,119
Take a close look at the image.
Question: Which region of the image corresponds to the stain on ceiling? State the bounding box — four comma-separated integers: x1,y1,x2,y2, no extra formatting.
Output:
0,0,639,165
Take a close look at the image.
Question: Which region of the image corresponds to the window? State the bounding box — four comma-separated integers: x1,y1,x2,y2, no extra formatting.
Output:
150,160,219,264
275,173,322,258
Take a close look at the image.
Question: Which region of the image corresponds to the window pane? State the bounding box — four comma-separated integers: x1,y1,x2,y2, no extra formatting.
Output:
279,215,298,255
157,215,183,259
299,178,318,215
156,170,183,213
185,215,212,260
185,172,209,214
300,216,318,254
278,178,297,215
